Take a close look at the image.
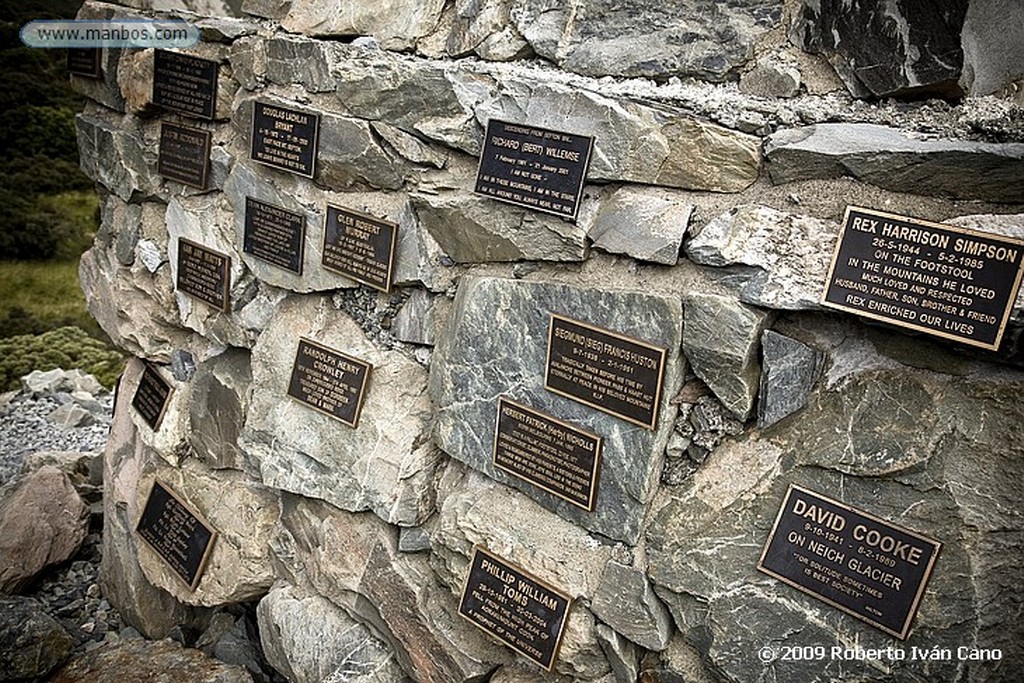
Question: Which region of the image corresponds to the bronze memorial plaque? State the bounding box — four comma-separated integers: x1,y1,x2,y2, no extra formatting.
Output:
130,363,173,431
322,205,398,293
67,48,102,78
153,49,219,120
250,100,319,178
243,197,306,275
493,396,602,511
176,238,231,312
757,484,941,640
158,123,211,189
287,337,371,428
459,546,572,671
136,479,217,591
545,313,667,430
475,118,594,222
823,206,1024,350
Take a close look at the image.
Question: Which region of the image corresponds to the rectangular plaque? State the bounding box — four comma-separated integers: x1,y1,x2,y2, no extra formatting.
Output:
493,397,602,511
250,100,320,178
475,118,594,222
757,484,941,640
544,313,667,430
67,48,102,78
158,123,211,189
459,546,572,671
322,205,398,293
176,238,230,312
822,206,1024,350
287,337,371,428
153,49,219,120
130,363,173,431
136,480,217,591
243,197,306,275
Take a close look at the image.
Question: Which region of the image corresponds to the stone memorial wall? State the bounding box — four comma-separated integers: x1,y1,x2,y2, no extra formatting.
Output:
73,0,1024,681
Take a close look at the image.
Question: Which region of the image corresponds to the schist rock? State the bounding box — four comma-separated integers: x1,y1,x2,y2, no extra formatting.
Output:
49,638,254,683
257,582,404,683
757,331,824,429
281,0,446,51
587,186,693,266
646,337,1024,681
765,123,1024,202
0,596,75,680
508,0,783,82
791,0,968,99
430,276,684,544
240,295,441,527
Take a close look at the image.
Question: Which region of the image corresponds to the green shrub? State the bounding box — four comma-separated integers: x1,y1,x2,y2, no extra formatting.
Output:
0,325,125,391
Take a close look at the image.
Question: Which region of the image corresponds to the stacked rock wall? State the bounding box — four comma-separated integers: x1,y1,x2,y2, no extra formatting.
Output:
74,1,1024,681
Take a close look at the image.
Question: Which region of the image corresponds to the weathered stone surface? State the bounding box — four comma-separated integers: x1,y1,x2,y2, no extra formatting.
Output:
595,624,639,683
76,107,156,202
686,205,838,310
48,402,96,428
961,0,1024,95
757,330,823,429
189,349,252,471
792,0,967,98
682,293,772,421
591,562,673,652
392,289,437,345
647,340,1024,682
50,639,254,683
241,295,440,526
638,635,717,683
587,186,692,265
70,2,129,111
19,451,102,505
101,360,203,638
447,0,529,61
431,276,684,543
265,37,338,92
411,189,591,263
272,494,505,683
241,0,291,20
281,0,447,51
765,123,1024,202
0,595,74,680
257,582,404,683
479,83,762,192
739,59,802,98
21,368,103,397
511,0,783,82
136,460,280,607
0,466,89,593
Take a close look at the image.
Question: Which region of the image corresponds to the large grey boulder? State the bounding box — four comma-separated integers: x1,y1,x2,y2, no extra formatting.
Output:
281,0,447,51
510,0,783,82
960,0,1024,95
647,335,1024,682
0,466,89,594
765,123,1024,202
0,596,75,681
241,295,441,527
430,276,684,543
791,0,968,98
257,582,404,683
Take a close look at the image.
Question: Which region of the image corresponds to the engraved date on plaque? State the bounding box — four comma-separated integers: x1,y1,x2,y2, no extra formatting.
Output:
250,101,319,178
545,314,667,429
153,49,218,120
243,197,306,275
286,337,371,428
130,363,173,431
158,123,211,189
459,546,572,671
758,484,941,640
322,205,398,293
136,480,217,591
176,238,230,312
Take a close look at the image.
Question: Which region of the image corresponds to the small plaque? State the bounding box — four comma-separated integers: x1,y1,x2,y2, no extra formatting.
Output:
493,397,602,511
153,49,219,121
287,337,371,428
136,480,217,591
250,100,320,178
176,238,231,312
67,48,102,78
130,363,173,431
544,313,667,430
475,119,594,222
158,123,211,189
243,197,306,275
322,205,398,293
757,485,941,640
459,546,572,671
822,206,1024,350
